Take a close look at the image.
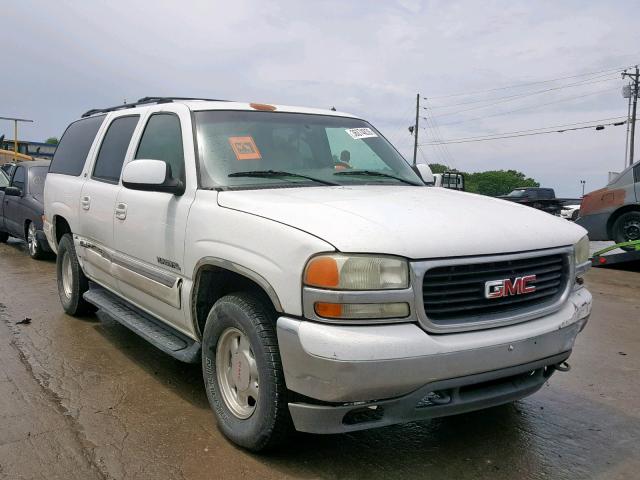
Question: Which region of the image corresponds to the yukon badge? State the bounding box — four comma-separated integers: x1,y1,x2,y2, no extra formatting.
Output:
485,275,537,299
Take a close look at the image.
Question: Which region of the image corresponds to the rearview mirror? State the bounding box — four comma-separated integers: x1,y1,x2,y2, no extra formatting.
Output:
412,163,434,185
122,159,184,195
4,186,22,197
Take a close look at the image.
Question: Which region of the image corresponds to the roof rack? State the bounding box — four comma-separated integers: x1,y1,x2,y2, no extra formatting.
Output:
81,97,229,118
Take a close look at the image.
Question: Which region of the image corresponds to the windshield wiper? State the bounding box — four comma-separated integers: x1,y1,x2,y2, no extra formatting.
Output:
229,170,339,186
334,169,421,186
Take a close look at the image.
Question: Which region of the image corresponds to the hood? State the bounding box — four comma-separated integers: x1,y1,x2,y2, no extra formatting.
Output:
218,186,587,259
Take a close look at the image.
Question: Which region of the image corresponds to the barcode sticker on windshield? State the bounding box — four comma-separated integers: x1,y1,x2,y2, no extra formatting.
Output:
345,128,377,139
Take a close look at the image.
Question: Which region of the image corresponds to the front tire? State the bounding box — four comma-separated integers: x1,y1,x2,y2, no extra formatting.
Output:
202,293,292,451
26,222,45,260
56,233,92,316
612,211,640,251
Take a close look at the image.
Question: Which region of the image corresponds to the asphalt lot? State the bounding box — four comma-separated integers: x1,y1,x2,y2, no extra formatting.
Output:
0,238,638,480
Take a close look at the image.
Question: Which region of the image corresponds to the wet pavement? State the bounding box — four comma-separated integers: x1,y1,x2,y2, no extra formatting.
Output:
0,238,638,480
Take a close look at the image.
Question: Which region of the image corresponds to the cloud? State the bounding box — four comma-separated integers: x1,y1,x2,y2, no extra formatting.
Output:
3,0,640,196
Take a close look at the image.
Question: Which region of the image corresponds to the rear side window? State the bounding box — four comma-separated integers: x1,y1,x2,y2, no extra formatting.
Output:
135,114,184,181
92,116,139,183
11,166,26,192
49,115,105,176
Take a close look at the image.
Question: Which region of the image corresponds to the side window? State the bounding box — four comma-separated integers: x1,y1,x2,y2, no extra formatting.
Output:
49,115,105,176
11,166,25,192
135,114,184,180
93,116,140,183
634,164,640,184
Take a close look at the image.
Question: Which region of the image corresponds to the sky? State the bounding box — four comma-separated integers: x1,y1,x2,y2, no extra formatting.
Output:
2,0,640,196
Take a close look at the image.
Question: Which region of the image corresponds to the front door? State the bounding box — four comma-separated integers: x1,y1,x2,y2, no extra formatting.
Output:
4,165,26,237
113,107,195,332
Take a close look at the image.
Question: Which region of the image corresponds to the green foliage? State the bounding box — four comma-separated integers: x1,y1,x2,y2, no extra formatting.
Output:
428,164,539,196
45,137,59,145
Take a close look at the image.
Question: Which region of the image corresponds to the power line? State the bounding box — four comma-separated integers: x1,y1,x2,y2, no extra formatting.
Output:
426,74,619,118
425,64,633,100
421,116,627,141
420,119,627,146
436,86,619,127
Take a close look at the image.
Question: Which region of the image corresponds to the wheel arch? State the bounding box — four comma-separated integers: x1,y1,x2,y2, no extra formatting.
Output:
606,204,640,238
191,257,284,338
52,215,72,246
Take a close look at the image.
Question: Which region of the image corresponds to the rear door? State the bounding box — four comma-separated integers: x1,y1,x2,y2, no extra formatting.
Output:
78,114,140,292
113,105,195,331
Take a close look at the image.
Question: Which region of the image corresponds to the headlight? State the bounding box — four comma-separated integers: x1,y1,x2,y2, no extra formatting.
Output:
304,254,409,290
574,235,590,265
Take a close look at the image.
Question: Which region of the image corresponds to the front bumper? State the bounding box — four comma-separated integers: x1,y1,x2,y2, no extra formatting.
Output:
277,287,591,433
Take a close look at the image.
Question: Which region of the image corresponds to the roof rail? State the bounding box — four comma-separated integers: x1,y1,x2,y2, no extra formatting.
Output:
81,96,229,118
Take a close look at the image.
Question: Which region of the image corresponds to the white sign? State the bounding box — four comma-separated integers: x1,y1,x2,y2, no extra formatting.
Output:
345,127,378,140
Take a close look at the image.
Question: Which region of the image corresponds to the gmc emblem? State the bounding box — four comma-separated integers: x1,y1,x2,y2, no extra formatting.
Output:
485,275,537,299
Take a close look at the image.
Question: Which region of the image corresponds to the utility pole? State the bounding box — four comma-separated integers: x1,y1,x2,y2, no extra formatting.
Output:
580,179,586,196
412,93,420,166
0,116,34,161
622,66,639,167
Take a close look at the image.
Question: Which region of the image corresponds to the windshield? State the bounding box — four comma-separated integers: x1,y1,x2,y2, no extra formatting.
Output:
194,111,423,189
0,169,8,189
29,166,48,196
507,189,527,197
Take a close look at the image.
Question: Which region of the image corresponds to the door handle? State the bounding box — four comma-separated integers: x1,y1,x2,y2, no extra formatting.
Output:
115,202,127,220
81,195,91,210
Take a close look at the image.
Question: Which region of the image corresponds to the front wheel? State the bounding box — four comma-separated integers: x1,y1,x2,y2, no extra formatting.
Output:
202,293,292,451
56,233,92,315
612,211,640,251
26,222,46,260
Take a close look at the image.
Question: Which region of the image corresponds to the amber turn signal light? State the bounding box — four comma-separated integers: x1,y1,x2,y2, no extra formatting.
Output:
304,256,339,288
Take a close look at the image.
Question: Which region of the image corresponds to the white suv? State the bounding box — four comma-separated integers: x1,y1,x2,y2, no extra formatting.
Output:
44,97,592,451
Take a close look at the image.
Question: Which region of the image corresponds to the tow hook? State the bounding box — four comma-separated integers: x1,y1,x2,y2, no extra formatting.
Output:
555,361,571,372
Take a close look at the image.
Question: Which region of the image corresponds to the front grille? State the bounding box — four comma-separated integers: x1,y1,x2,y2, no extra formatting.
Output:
422,253,568,325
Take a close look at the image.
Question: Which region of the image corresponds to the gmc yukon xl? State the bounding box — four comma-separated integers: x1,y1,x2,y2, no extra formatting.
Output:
44,97,592,451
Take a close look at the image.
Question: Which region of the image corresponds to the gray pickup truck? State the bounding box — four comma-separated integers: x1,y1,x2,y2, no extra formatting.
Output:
0,160,52,259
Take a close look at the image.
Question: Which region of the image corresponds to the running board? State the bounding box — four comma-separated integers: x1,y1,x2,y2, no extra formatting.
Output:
83,287,201,363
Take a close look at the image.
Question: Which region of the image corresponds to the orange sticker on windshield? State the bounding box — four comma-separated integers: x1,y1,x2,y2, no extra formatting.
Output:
229,136,262,160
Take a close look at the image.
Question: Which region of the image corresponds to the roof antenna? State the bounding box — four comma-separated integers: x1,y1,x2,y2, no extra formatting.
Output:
330,106,336,111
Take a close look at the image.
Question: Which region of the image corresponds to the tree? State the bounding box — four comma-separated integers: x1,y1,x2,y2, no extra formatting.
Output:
465,170,539,196
427,163,451,174
427,163,539,196
45,137,58,145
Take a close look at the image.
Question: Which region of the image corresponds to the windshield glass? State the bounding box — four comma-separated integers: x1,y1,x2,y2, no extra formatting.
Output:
29,166,48,196
194,111,422,189
507,189,527,197
0,169,8,189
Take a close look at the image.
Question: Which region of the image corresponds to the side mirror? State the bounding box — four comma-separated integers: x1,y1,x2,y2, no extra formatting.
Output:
4,186,22,197
122,159,184,195
412,163,434,185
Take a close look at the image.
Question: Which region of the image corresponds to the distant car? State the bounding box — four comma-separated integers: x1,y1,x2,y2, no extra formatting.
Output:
0,160,53,259
577,162,640,248
499,187,563,215
560,204,581,221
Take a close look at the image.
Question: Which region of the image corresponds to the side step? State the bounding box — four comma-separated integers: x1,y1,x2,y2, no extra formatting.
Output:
84,287,201,363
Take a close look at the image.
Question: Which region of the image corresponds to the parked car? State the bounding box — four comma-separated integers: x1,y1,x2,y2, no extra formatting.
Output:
560,204,581,221
577,162,640,248
499,187,564,215
0,160,52,259
44,97,592,451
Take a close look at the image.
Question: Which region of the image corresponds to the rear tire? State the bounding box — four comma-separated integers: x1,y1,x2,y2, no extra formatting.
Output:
26,222,45,260
612,211,640,251
0,231,8,243
202,293,292,451
56,233,92,316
